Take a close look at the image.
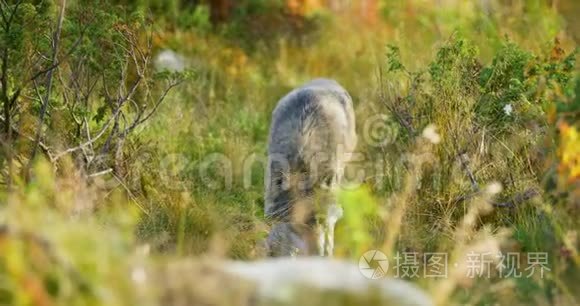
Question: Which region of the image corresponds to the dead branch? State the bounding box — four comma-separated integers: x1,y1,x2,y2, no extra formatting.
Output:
50,106,121,162
87,168,112,178
493,188,540,208
453,187,541,209
458,151,479,192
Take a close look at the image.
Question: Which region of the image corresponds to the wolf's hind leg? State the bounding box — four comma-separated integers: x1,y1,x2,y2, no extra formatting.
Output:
316,223,326,256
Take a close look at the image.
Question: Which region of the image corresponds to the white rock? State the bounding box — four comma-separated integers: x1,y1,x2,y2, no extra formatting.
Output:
223,257,434,306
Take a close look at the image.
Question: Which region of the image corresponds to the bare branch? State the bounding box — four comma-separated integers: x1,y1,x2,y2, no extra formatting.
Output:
493,188,540,208
83,117,92,151
29,0,67,164
51,106,121,162
137,81,181,125
110,173,150,217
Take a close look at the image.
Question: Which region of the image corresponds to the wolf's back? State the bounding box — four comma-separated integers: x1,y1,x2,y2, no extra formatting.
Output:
265,79,356,221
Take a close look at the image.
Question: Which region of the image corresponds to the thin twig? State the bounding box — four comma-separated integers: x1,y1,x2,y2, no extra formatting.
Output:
51,106,120,162
87,168,112,178
111,173,150,217
458,151,479,192
123,79,182,135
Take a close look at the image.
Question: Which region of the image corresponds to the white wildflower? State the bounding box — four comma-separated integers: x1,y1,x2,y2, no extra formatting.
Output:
422,124,441,144
486,182,503,195
503,104,513,116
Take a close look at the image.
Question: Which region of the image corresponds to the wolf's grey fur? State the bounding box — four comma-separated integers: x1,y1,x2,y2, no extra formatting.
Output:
265,79,356,256
265,223,317,256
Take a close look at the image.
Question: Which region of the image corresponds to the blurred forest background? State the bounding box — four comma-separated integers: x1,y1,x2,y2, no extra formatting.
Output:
0,0,578,305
